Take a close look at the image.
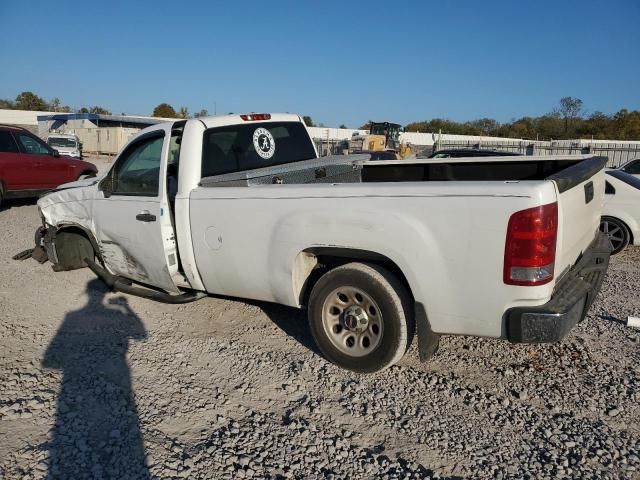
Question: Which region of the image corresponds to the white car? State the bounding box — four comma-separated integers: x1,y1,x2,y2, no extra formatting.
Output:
601,170,640,254
616,158,640,179
47,133,82,158
28,114,612,373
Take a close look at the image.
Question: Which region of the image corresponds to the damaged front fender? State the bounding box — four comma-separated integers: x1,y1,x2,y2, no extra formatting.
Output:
31,177,101,270
40,224,100,271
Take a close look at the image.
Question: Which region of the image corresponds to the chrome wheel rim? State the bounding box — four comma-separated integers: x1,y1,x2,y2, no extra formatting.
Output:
600,220,625,251
321,286,383,357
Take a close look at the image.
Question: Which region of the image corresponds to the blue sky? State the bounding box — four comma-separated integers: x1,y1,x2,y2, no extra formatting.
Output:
1,0,638,127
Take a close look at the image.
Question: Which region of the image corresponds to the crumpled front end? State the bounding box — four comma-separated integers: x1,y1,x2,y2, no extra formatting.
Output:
37,180,97,228
28,183,99,270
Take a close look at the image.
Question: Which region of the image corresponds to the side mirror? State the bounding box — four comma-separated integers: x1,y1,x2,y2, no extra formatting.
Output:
52,149,60,158
99,176,113,198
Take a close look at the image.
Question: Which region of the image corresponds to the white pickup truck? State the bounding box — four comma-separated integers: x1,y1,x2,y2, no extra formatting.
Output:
29,113,612,373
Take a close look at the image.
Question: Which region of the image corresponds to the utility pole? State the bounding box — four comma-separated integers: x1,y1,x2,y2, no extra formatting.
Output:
326,129,330,156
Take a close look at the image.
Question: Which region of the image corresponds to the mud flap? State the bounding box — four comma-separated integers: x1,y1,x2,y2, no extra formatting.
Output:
415,302,440,362
13,249,35,261
12,246,48,263
32,245,49,263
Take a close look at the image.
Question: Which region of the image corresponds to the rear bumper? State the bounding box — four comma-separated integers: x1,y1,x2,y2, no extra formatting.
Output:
505,232,611,343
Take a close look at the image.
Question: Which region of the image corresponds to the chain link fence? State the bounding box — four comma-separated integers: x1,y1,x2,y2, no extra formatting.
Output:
431,140,640,167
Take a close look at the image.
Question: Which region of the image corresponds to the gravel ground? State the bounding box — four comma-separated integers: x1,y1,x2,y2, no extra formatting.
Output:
1,162,639,479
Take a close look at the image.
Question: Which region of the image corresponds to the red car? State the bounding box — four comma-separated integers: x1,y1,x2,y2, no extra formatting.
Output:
0,125,98,208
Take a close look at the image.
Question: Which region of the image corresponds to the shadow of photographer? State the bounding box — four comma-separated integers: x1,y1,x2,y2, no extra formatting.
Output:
42,279,149,479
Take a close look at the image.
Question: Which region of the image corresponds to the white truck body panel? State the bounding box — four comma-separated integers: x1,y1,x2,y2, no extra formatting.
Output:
554,173,606,276
189,181,561,337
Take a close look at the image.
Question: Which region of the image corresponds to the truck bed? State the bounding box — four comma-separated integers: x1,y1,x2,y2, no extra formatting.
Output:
188,154,607,339
199,154,606,188
360,156,595,183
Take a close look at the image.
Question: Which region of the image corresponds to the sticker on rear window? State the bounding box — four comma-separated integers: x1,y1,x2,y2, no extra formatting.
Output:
253,128,276,159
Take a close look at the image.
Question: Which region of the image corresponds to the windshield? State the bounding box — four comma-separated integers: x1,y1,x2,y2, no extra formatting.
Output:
201,121,316,177
620,159,640,174
48,137,77,148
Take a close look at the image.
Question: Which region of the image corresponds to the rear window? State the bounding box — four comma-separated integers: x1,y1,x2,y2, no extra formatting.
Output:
201,121,316,178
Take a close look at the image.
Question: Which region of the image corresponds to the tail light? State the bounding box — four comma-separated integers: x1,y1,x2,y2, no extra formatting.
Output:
504,202,558,286
240,113,271,121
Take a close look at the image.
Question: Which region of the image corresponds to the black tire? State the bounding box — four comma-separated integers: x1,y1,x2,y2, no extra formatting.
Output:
53,230,95,270
600,216,630,255
308,262,415,373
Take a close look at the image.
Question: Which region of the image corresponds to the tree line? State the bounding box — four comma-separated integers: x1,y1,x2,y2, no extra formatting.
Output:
151,103,210,119
0,91,113,115
404,98,640,141
0,91,209,119
2,92,638,140
0,93,335,127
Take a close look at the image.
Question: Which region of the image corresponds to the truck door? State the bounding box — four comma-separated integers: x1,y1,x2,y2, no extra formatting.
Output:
93,126,180,292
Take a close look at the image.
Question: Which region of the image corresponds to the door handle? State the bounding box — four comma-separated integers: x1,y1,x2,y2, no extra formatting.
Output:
136,211,156,222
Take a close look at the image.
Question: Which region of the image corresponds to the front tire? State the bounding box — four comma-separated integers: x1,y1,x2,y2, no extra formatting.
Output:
600,216,630,254
308,262,414,373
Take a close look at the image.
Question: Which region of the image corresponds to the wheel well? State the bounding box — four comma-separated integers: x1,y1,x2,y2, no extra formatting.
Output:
78,170,97,179
54,225,102,269
295,247,413,307
602,215,634,245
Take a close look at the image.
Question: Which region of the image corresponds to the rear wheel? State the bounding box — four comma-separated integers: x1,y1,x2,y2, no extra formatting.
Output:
600,216,630,254
308,262,414,373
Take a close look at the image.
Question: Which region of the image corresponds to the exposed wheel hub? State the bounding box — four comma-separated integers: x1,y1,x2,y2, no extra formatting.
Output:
321,286,384,357
343,305,369,332
600,219,626,252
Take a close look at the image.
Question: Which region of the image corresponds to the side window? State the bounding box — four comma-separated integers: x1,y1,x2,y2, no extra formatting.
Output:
622,160,640,174
605,181,616,195
111,135,164,196
16,133,51,155
0,131,19,153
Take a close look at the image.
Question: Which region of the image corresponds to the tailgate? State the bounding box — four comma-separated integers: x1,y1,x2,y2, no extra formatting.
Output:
549,156,608,279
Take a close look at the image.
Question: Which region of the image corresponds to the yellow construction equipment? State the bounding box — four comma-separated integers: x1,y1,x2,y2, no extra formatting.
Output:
348,121,414,159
